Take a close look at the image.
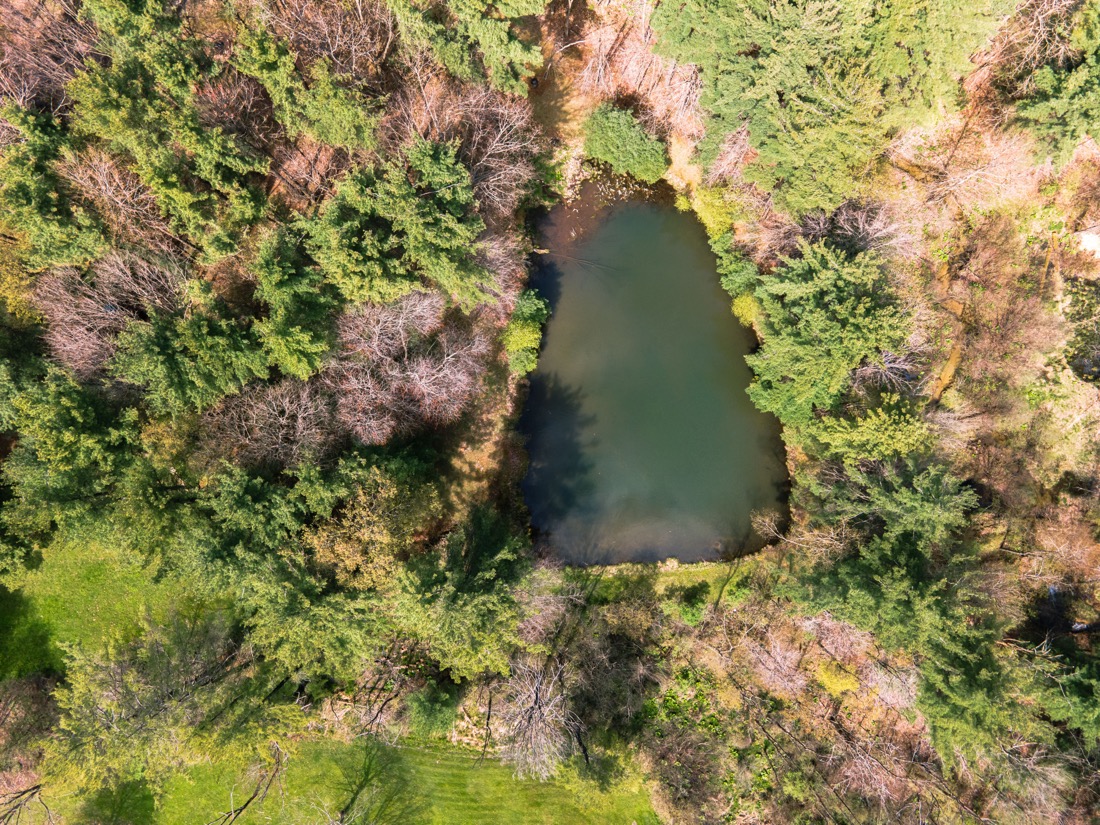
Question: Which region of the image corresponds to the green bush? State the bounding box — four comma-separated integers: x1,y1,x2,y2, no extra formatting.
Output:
405,683,460,738
583,105,668,184
503,289,549,374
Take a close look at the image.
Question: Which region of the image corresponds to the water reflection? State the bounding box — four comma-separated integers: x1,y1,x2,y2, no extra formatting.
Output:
521,194,788,565
522,373,597,529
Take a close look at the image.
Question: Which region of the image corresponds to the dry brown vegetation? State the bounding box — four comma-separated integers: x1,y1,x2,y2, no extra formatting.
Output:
325,295,494,446
578,0,702,140
381,63,543,224
255,0,397,88
57,149,188,257
966,0,1086,112
0,0,99,113
201,378,338,470
32,252,188,378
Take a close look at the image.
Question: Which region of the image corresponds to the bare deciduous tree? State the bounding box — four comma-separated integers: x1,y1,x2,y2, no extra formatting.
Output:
850,351,923,394
706,125,753,185
475,229,527,318
0,781,54,825
798,200,914,258
33,252,188,377
402,323,492,424
254,0,396,88
202,379,339,469
0,0,100,114
57,149,186,256
751,508,854,567
449,88,541,219
823,739,910,810
383,71,542,220
888,119,1043,211
270,136,351,209
516,561,585,647
326,294,491,445
966,0,1084,107
800,613,873,665
337,292,446,361
500,658,578,780
580,0,703,139
204,742,287,825
194,69,282,153
858,662,918,712
744,627,809,697
831,200,913,256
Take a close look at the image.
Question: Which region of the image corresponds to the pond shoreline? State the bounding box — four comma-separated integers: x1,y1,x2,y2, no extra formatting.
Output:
515,179,789,566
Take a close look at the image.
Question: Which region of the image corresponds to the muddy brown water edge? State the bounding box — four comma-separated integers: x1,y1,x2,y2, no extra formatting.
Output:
519,180,789,565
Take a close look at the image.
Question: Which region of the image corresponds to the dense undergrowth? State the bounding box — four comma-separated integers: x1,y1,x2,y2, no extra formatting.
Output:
3,0,1100,823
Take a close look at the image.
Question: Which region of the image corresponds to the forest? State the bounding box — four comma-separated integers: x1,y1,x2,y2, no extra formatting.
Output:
2,0,1100,822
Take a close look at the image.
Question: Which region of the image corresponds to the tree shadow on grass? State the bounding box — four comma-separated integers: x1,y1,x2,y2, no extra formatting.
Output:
576,749,626,793
0,586,61,679
78,781,155,825
331,739,427,825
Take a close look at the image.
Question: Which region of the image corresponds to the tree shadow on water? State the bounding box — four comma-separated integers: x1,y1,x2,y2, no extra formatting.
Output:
527,252,565,312
520,373,597,533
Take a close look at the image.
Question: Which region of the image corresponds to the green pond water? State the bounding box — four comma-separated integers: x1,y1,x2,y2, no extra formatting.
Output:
520,194,787,565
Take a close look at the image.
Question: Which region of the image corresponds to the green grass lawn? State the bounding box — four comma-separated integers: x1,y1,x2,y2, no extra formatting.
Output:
0,584,59,678
71,739,656,825
0,523,175,677
10,539,683,824
564,558,757,627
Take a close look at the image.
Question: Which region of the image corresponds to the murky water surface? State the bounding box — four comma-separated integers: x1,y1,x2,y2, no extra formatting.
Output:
520,189,787,564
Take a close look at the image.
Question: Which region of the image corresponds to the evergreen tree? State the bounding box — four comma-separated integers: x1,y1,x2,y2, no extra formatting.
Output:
746,241,907,432
392,507,526,679
1,370,139,537
70,0,267,259
302,140,490,308
235,28,379,151
252,229,336,380
1016,6,1100,164
384,0,546,95
0,107,106,270
111,310,269,417
651,0,1011,214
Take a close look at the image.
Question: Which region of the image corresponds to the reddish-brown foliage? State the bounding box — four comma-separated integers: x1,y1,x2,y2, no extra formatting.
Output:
33,252,187,377
0,0,99,114
326,294,493,444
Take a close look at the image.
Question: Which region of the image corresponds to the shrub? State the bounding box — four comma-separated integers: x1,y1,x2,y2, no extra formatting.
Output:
691,186,746,238
815,660,859,698
731,294,759,328
503,289,549,374
583,105,668,184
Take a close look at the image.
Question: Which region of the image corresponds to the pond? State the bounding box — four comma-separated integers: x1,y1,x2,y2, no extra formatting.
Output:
520,187,788,565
